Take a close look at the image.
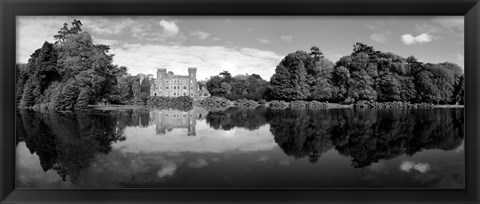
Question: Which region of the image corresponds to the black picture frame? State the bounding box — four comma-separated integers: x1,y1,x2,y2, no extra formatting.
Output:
1,0,479,203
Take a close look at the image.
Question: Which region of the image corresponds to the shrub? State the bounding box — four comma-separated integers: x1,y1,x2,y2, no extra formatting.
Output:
290,100,308,109
146,96,193,111
354,100,434,109
200,96,231,112
307,101,328,109
269,100,288,109
258,99,267,105
233,99,258,109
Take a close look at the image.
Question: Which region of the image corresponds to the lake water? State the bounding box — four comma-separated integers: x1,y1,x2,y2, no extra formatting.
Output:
15,107,465,188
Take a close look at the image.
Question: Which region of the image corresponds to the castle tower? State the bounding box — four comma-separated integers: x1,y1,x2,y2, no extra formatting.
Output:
157,68,167,79
188,67,197,96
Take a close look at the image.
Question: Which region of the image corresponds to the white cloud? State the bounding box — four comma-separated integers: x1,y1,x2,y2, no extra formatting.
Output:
370,33,388,43
213,38,221,41
400,161,431,173
401,33,433,45
280,35,293,43
190,30,211,40
159,19,180,36
91,37,119,46
110,44,283,80
256,38,271,44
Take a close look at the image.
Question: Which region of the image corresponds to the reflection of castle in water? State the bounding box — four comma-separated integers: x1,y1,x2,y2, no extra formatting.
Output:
150,107,209,136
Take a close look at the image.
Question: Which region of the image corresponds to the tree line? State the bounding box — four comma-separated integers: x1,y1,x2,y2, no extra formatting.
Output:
206,44,464,105
16,20,465,112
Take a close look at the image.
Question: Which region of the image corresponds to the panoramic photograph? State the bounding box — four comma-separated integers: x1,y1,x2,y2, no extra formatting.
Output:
15,16,464,189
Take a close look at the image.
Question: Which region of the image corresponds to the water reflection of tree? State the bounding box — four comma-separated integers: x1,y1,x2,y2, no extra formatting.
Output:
16,107,465,182
267,108,464,168
16,109,128,182
266,109,334,163
204,107,464,167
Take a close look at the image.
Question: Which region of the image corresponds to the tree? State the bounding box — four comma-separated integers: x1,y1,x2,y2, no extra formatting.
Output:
335,52,378,102
18,20,126,110
132,80,141,98
206,75,226,96
268,51,311,101
310,46,323,61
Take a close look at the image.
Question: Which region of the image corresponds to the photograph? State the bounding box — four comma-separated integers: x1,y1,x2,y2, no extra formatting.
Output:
15,16,465,189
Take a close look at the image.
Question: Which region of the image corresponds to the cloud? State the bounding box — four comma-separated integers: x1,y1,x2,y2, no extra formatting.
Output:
370,33,388,43
83,17,135,35
213,38,221,41
400,161,431,173
225,18,233,24
16,17,67,63
432,17,464,31
247,27,254,32
414,17,463,43
256,38,271,44
190,30,211,40
110,44,283,80
280,35,292,43
91,37,119,46
401,33,433,45
159,19,180,36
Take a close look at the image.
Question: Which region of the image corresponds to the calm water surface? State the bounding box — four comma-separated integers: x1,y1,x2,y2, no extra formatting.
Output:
16,107,465,188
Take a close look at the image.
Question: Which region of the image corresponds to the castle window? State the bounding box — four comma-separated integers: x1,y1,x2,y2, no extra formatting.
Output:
183,93,186,96
173,86,176,90
166,80,169,84
166,86,169,89
183,86,187,90
190,93,193,96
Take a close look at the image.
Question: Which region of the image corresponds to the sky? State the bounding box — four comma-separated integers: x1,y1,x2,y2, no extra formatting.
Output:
16,16,464,81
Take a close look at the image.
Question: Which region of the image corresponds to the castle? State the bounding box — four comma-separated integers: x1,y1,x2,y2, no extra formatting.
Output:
150,68,210,98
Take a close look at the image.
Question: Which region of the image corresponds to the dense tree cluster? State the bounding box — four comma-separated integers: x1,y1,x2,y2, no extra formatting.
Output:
117,74,151,105
15,20,128,111
268,43,464,104
206,71,269,101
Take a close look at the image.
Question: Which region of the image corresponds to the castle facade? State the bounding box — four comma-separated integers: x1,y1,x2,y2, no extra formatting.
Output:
150,68,210,98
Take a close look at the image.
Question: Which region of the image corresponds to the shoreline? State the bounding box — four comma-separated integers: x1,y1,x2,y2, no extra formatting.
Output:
87,103,464,111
